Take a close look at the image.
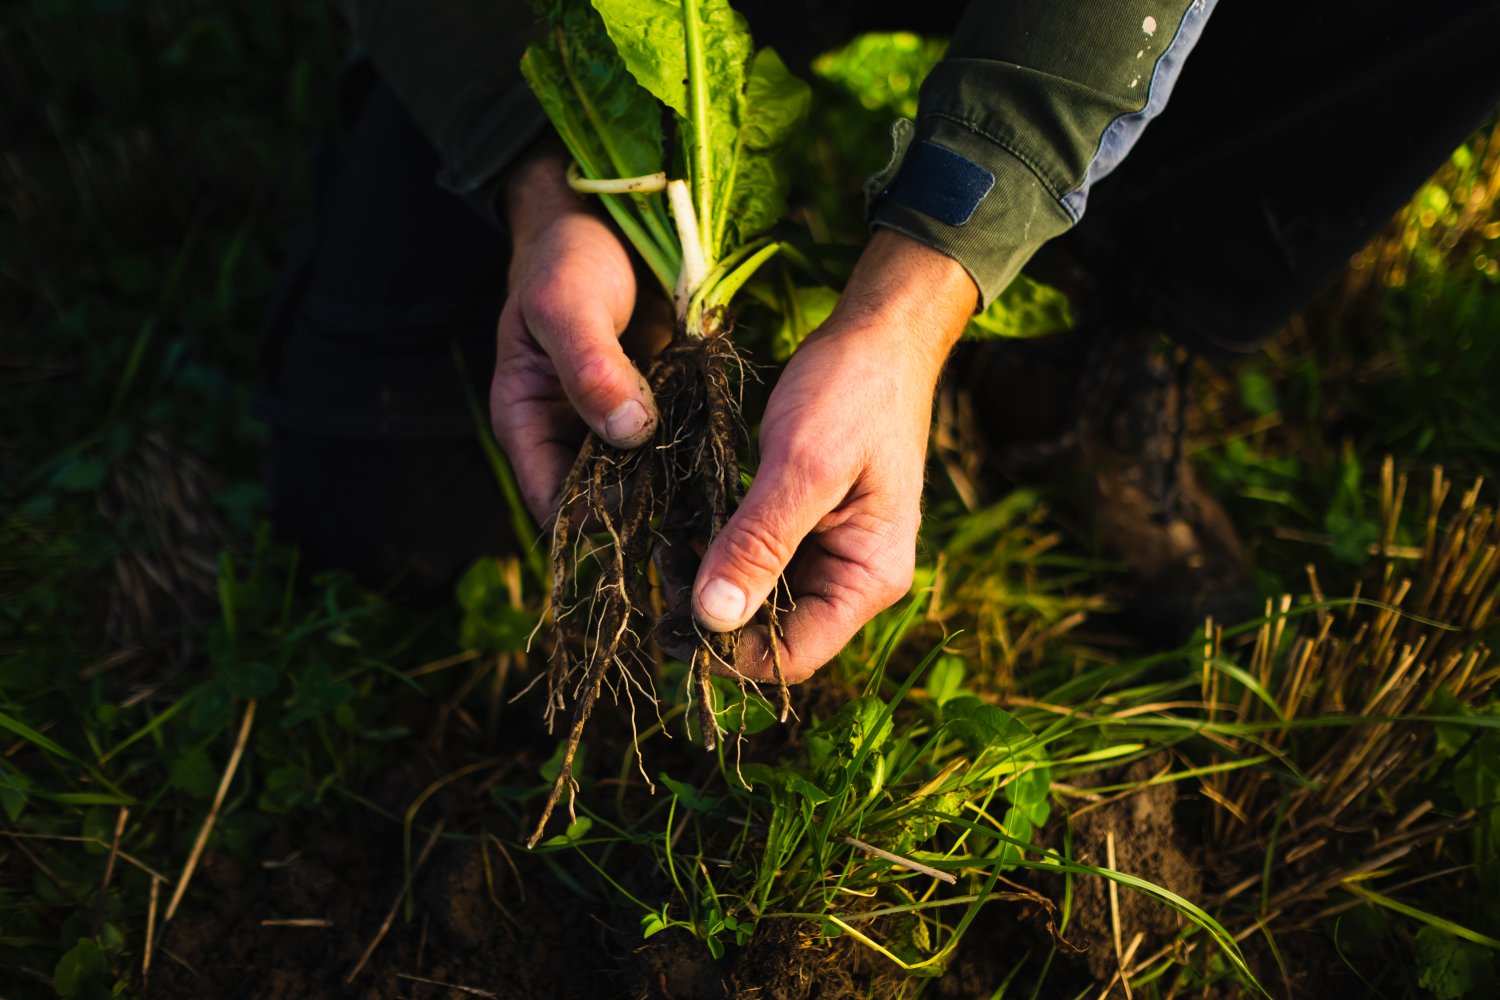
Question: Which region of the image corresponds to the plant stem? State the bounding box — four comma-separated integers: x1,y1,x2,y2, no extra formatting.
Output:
681,0,715,267
668,179,709,328
565,163,668,194
541,39,680,291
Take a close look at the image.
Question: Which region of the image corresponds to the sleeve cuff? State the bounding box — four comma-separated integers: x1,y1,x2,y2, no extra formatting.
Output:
868,116,1073,308
434,83,554,231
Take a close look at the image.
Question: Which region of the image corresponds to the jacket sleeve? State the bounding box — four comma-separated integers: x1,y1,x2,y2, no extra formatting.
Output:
333,0,551,227
868,0,1219,307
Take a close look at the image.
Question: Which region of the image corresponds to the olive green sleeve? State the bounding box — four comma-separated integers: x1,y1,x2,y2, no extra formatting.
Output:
332,0,551,226
869,1,1219,306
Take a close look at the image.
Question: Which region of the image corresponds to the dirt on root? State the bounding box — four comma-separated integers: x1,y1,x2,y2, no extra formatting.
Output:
534,324,772,846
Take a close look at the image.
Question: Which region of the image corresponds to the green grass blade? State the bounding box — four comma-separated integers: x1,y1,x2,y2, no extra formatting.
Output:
0,710,82,765
1345,884,1500,949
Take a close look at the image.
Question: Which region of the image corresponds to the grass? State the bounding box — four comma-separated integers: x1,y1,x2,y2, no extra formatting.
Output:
3,7,1499,999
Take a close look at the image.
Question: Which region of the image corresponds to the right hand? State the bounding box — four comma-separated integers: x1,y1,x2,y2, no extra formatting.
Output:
489,151,661,522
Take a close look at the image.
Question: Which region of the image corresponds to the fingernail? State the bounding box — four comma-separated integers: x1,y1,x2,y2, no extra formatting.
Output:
697,578,747,629
604,399,650,444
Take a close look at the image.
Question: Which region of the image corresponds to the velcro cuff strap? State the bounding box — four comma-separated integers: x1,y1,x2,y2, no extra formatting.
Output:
880,139,995,227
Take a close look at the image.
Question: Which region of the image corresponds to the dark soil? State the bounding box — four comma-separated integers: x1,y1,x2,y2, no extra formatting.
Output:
142,692,1096,1000
1066,763,1204,984
149,804,725,1000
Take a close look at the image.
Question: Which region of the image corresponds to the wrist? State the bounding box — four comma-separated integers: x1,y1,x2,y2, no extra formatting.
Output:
817,228,977,377
503,141,583,245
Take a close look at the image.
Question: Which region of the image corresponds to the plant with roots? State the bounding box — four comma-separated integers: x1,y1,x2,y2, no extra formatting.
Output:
520,0,811,846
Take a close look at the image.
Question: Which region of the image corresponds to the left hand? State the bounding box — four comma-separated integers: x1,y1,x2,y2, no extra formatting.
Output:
692,229,978,682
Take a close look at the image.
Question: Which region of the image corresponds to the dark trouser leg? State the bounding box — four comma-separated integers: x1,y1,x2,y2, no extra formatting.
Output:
1051,0,1500,356
255,74,512,600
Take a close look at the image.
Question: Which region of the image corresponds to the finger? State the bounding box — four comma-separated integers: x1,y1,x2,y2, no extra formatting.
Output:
490,301,587,521
722,529,916,684
692,440,850,632
518,279,658,449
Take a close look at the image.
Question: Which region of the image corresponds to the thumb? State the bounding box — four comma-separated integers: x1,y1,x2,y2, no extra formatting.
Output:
693,451,846,631
523,289,658,449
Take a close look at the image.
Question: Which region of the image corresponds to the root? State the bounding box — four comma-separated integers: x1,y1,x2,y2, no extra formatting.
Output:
527,316,791,848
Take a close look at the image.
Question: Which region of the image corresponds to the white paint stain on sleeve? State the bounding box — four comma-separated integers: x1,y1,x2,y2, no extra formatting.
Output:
1142,15,1158,35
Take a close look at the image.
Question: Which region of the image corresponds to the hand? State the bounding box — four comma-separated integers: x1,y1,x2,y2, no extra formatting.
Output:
694,229,978,683
489,151,662,521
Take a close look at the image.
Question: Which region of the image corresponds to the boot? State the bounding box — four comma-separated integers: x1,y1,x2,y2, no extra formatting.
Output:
953,327,1255,645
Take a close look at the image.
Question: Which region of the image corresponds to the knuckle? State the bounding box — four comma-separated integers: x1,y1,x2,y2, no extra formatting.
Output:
781,661,819,686
567,351,627,409
716,514,797,581
518,274,572,327
870,546,916,609
778,432,844,492
872,569,912,610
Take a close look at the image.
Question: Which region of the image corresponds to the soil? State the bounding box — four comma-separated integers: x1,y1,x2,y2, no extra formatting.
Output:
148,797,728,1000
1065,762,1204,984
142,689,1090,1000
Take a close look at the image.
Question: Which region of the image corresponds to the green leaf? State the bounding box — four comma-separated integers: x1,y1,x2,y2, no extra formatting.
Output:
925,656,966,707
641,911,669,939
1000,765,1051,822
98,921,125,956
0,762,31,822
740,49,808,150
592,0,752,261
456,560,535,654
813,32,947,119
941,697,1051,832
1416,926,1499,999
693,5,755,262
1238,367,1279,417
719,47,809,250
589,0,692,115
53,937,107,998
540,738,585,784
941,697,1032,752
283,660,356,728
737,763,831,806
259,763,309,815
542,815,594,846
216,656,279,698
523,1,678,289
554,1,666,181
964,273,1073,341
189,681,233,732
659,771,721,812
1326,509,1379,565
0,709,82,764
170,748,218,799
80,808,114,855
772,285,839,360
708,675,778,735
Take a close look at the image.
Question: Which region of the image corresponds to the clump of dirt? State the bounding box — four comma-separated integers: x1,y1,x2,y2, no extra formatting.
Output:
626,929,730,1000
534,321,792,846
1064,761,1203,983
729,919,910,1000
